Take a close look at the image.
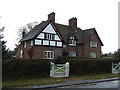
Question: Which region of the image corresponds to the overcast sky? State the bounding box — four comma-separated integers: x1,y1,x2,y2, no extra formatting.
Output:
0,0,119,54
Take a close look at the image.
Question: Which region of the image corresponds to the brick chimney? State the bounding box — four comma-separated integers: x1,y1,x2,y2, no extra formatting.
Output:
69,17,77,29
48,12,55,23
22,31,26,38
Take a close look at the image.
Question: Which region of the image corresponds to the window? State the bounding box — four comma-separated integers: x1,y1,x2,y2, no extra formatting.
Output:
45,33,55,40
68,52,76,57
43,40,49,45
35,39,42,45
90,41,97,47
90,53,96,58
24,42,26,48
57,42,62,47
50,41,55,46
69,40,76,46
20,50,23,58
31,40,33,46
44,51,54,59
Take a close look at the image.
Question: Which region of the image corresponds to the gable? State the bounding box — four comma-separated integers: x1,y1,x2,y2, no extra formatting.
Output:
36,23,61,41
42,23,56,34
83,28,103,46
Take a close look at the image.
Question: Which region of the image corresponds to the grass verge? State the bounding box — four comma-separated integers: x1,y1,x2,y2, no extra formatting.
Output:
3,73,118,88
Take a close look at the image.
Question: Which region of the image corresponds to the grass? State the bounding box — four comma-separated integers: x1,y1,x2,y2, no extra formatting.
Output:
3,73,118,88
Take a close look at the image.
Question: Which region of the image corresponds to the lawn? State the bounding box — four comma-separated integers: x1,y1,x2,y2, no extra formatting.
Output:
2,73,118,88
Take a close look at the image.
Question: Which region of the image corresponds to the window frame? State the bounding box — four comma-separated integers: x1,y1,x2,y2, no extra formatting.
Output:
90,53,96,58
45,33,55,40
20,50,23,58
90,41,97,48
44,51,54,59
31,40,34,46
68,52,76,57
24,41,26,48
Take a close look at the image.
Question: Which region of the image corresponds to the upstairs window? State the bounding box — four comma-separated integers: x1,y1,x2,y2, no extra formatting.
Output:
31,40,33,46
69,36,76,46
45,33,55,40
24,41,26,48
90,41,97,47
44,51,54,59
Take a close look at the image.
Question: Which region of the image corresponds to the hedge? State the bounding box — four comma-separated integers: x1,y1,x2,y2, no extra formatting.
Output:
2,58,120,79
2,59,51,79
68,59,119,75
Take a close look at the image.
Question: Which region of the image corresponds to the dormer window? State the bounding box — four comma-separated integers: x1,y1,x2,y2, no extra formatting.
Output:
90,41,97,47
69,36,76,46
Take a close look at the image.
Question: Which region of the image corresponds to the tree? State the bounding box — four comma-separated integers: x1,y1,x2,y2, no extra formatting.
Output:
17,22,39,41
0,27,10,60
114,48,120,60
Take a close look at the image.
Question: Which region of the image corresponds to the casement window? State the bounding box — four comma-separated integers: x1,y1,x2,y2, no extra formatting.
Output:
24,42,26,48
20,50,23,58
68,52,76,57
45,33,55,40
35,39,42,45
50,41,56,46
31,40,33,46
69,40,76,46
90,41,97,47
44,51,54,59
69,36,76,46
57,42,62,47
90,53,96,58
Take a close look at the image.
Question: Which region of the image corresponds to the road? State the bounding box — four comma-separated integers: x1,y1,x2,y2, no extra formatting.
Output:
58,80,120,88
75,80,119,88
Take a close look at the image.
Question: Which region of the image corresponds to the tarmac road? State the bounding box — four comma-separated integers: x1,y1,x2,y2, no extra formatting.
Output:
75,80,120,88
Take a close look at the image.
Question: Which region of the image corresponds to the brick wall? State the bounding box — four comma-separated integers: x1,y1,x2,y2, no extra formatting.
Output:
83,30,102,58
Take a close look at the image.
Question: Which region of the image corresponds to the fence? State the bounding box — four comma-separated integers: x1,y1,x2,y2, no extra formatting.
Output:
112,62,120,73
50,62,69,78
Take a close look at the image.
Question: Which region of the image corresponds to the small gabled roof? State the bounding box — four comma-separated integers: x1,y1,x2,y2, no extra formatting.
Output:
83,28,103,46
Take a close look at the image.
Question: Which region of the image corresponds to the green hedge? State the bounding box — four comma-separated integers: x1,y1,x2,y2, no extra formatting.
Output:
2,58,120,79
68,59,119,75
2,59,51,79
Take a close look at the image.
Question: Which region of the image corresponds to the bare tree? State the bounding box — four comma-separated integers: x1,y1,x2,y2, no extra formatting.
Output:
17,22,39,41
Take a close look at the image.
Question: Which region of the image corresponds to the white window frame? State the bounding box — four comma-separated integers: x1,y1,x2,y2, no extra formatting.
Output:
45,33,55,40
35,39,42,45
69,40,76,46
20,50,23,58
24,42,26,48
68,52,76,57
57,42,62,47
44,51,54,59
90,53,96,58
90,41,97,47
31,40,33,46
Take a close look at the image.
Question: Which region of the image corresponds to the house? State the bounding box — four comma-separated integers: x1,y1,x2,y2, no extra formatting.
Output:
16,12,103,59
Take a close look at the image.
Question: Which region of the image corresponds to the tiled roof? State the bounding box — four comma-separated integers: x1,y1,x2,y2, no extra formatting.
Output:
20,20,49,41
20,20,103,46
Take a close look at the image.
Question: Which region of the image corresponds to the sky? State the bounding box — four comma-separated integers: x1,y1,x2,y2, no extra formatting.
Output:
0,0,119,54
